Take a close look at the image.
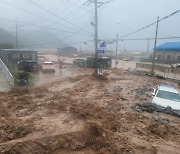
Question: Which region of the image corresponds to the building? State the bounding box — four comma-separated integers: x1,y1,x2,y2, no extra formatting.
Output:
0,49,38,67
57,46,77,56
154,42,180,64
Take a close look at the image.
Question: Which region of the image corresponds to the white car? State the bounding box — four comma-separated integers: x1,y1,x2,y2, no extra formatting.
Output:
152,84,180,111
42,61,55,73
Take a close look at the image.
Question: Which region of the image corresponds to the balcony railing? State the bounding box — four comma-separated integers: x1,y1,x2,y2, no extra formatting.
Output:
0,58,14,87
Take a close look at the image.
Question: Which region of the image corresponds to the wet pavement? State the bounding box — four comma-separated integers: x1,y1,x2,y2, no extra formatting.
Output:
0,68,11,92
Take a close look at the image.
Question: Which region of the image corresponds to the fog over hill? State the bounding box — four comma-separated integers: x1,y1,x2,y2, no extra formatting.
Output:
0,28,67,50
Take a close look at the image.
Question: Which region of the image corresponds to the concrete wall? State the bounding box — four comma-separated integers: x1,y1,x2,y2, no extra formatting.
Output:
136,62,180,74
155,51,180,63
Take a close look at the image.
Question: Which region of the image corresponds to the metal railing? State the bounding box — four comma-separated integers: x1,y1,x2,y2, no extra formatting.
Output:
0,58,14,87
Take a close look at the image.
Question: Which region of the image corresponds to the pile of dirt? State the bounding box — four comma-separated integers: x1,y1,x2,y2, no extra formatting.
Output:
146,123,180,140
0,118,33,143
0,127,101,154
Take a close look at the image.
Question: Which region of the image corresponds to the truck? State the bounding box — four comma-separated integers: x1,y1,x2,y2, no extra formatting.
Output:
73,57,112,68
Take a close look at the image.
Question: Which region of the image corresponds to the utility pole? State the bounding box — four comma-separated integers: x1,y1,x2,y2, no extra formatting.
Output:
85,0,107,74
94,0,98,74
15,21,19,49
115,34,119,69
80,46,82,54
151,16,159,75
146,39,150,58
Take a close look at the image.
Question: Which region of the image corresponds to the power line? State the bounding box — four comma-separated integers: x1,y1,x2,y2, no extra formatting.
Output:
67,0,93,14
119,10,180,38
23,39,93,47
58,0,93,34
51,8,94,33
40,0,94,35
30,0,68,25
119,36,180,41
0,0,90,35
0,17,92,36
26,0,91,35
117,22,170,37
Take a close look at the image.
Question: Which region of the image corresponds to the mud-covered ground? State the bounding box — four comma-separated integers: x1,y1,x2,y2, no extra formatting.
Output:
0,66,180,154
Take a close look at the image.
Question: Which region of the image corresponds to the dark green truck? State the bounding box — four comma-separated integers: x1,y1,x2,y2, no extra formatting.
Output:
73,57,112,68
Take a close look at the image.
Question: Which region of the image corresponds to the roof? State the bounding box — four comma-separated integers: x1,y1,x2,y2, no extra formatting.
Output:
58,46,77,49
74,58,87,60
0,49,37,52
155,42,180,51
159,84,179,93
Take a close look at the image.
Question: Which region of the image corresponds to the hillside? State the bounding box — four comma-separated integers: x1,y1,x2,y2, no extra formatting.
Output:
0,28,66,49
0,28,15,45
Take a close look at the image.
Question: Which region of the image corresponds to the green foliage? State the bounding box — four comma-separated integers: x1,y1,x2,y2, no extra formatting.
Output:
10,69,30,86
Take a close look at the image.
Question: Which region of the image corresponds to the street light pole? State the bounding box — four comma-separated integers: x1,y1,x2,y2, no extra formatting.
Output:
115,34,119,69
151,16,159,75
15,21,19,49
94,0,98,74
146,39,150,58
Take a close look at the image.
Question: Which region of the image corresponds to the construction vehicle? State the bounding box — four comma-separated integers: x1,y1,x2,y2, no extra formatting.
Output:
73,57,112,68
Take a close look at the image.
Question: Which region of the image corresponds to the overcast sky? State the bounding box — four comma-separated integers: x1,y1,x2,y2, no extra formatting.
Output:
0,0,179,52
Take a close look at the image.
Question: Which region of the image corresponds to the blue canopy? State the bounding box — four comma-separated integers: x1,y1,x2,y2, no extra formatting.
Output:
155,42,180,51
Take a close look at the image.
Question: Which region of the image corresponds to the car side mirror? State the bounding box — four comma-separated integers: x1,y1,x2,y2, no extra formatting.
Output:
151,93,155,97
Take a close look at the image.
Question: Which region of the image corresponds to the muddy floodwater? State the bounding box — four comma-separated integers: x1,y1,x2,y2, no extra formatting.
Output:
0,64,179,153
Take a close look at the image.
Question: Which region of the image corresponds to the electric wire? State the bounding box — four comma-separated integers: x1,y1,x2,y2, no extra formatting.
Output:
46,0,94,34
119,10,180,38
0,17,92,36
26,0,92,35
0,0,91,35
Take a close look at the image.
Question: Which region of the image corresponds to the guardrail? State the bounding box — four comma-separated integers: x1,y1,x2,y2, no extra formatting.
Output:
0,58,14,87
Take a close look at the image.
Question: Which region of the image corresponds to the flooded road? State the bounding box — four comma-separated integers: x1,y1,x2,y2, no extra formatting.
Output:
30,65,76,86
37,54,179,83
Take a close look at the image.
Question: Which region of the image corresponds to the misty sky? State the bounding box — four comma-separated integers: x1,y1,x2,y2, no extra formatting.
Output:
0,0,180,52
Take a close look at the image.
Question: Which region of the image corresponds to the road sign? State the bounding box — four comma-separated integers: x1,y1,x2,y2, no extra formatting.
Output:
100,41,106,48
97,49,104,53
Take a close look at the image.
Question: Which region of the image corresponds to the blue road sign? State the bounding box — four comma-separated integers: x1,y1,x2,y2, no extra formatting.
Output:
97,49,104,53
100,41,106,48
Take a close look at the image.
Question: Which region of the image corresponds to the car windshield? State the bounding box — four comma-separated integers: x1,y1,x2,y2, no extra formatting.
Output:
156,90,180,102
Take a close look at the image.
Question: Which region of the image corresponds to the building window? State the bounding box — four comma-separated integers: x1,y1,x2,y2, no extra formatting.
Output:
157,55,161,60
13,53,19,59
178,56,180,61
23,53,29,59
167,55,171,61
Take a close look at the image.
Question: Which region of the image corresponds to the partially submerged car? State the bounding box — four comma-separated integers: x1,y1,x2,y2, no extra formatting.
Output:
42,61,55,73
151,84,180,111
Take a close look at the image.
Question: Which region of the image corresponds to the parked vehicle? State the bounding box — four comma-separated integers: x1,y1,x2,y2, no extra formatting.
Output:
18,60,37,72
73,57,112,68
86,57,112,68
73,58,87,67
42,61,55,73
151,84,180,111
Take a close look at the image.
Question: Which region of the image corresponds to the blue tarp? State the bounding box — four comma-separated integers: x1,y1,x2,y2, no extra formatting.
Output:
155,42,180,51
